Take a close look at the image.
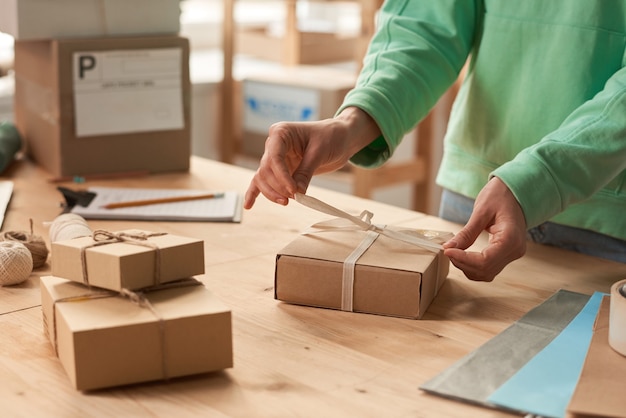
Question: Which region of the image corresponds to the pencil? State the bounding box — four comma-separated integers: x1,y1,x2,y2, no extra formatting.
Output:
102,193,224,209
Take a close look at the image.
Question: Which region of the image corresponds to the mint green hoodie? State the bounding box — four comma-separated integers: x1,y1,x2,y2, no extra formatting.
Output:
340,0,626,241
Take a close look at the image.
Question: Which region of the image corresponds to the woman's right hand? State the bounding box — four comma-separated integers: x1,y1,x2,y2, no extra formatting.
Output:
244,107,381,209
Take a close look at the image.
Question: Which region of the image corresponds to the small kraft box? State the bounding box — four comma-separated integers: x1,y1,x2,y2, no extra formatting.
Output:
275,225,450,319
241,66,356,157
51,230,204,291
41,276,233,391
13,35,191,177
0,0,181,40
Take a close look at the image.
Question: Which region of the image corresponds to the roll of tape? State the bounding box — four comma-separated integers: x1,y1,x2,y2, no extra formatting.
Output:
609,279,626,356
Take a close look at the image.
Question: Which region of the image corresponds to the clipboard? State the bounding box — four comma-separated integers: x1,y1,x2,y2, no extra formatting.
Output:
67,186,243,223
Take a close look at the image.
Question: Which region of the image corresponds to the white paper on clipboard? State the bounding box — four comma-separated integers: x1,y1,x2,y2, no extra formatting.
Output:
72,47,184,137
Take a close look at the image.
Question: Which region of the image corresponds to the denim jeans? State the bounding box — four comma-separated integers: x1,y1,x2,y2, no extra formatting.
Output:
438,189,626,263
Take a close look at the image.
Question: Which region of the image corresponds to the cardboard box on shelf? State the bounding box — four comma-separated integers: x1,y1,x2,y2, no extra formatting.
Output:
0,0,181,40
13,35,191,177
236,26,358,65
41,276,233,391
241,66,356,157
275,224,450,319
51,230,204,292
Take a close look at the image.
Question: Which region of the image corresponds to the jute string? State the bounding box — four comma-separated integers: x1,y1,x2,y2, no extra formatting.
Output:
80,230,167,287
0,218,49,286
0,241,32,286
1,219,49,269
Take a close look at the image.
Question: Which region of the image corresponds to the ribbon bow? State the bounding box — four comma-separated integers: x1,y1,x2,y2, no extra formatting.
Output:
294,193,450,252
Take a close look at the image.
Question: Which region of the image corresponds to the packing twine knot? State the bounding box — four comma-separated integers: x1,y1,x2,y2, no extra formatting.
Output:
81,230,168,287
92,229,167,244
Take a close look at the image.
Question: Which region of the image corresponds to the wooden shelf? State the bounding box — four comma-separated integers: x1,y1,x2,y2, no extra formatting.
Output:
218,0,458,214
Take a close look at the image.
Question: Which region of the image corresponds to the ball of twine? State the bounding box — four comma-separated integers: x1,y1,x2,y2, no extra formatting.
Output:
47,213,92,242
0,241,33,286
0,219,49,269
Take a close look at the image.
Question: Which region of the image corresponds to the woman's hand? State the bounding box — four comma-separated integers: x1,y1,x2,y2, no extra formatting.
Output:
443,177,528,282
244,107,380,209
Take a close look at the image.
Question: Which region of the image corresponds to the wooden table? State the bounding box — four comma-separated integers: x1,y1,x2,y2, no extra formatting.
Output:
2,156,625,417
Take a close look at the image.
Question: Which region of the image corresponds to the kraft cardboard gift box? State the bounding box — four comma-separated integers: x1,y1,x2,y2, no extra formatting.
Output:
13,35,191,177
275,226,450,319
51,230,204,291
41,276,233,391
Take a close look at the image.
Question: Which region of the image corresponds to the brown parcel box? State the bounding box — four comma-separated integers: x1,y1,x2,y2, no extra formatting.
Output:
51,230,204,291
275,227,450,319
13,36,191,177
41,276,233,391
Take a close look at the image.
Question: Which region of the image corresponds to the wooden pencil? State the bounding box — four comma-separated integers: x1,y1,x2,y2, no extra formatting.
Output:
102,193,224,209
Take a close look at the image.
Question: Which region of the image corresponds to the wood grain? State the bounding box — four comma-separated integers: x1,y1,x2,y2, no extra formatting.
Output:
1,156,624,417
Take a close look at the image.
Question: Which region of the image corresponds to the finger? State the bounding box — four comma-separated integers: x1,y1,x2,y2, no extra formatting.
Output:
291,154,319,194
243,185,260,210
444,217,485,251
445,233,524,282
256,147,297,197
246,168,291,207
252,180,290,206
444,248,501,282
264,125,301,196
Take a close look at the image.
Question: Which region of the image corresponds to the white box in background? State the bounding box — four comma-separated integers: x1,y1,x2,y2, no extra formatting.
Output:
0,0,181,40
241,66,356,157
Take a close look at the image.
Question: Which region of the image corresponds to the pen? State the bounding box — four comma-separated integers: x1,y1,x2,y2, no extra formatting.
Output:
102,193,224,209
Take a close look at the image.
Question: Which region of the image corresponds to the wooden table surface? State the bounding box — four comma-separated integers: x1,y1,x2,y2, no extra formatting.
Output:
1,156,625,417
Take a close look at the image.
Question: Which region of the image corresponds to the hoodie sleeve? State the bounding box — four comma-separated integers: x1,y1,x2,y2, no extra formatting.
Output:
493,63,626,228
338,0,480,167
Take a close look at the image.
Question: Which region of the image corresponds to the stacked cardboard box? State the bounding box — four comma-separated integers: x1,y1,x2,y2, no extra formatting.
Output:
41,229,233,391
3,0,192,177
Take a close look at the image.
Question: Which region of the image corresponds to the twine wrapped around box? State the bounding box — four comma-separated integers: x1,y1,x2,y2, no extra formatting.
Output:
51,229,205,292
80,230,167,286
46,278,204,381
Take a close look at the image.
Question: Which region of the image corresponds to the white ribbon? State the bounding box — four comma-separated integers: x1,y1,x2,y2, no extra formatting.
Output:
294,193,452,312
341,229,380,312
295,193,449,252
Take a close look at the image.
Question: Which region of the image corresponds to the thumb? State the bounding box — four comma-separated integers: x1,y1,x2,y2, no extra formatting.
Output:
292,161,316,194
444,216,485,251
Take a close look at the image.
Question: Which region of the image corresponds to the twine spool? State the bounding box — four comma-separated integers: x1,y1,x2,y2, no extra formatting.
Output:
0,241,33,286
47,213,92,242
0,224,49,269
